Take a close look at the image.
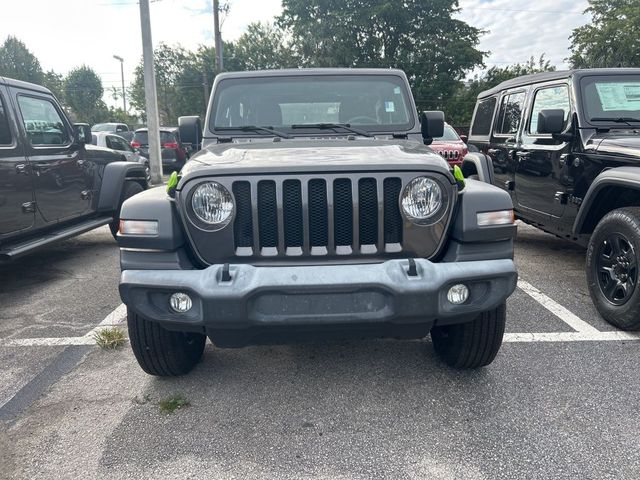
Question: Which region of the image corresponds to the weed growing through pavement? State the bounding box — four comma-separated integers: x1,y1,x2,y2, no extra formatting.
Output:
93,327,126,350
159,395,190,414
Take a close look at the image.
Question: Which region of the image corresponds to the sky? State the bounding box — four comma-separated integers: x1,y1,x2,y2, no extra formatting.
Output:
0,0,591,108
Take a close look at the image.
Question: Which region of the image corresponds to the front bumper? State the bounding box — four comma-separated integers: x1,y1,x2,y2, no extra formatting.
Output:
120,258,517,331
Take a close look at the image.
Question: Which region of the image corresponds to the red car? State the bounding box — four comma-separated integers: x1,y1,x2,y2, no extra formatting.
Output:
430,123,468,167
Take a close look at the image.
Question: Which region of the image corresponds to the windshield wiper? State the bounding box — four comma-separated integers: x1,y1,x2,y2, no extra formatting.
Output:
290,123,373,138
215,125,292,139
591,117,640,128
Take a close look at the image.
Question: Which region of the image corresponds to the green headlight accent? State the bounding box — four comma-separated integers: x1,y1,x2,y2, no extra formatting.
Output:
453,165,465,188
167,171,179,196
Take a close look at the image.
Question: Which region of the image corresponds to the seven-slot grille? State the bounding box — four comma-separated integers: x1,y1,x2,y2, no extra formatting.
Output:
232,177,403,256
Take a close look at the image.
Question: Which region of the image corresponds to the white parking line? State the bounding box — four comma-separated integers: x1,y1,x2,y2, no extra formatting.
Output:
517,279,600,333
0,304,127,347
82,303,127,339
504,331,640,343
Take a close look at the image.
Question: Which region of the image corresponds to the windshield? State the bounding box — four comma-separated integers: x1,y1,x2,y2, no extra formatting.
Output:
435,125,461,142
581,75,640,125
210,74,414,134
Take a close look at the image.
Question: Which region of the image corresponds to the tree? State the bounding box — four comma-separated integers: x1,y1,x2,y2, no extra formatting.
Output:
129,43,202,125
446,55,556,125
43,70,66,105
0,36,44,84
569,0,640,68
234,23,297,70
278,0,485,110
64,65,107,123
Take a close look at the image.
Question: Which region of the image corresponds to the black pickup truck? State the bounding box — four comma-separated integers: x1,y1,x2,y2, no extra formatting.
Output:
0,77,148,260
462,68,640,330
117,68,518,376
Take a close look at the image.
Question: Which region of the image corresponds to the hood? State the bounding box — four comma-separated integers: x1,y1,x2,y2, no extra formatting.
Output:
587,131,640,158
181,138,452,179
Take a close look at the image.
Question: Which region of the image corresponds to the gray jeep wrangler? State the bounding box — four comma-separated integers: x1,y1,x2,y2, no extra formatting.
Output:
117,69,518,376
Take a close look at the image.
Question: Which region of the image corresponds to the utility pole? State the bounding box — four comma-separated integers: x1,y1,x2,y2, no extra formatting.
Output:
138,0,163,184
112,55,126,112
213,0,223,71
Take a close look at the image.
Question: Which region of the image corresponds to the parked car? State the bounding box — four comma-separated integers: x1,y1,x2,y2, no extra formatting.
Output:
117,68,518,376
430,122,468,167
462,68,640,330
92,122,133,142
131,127,189,171
0,77,148,260
91,131,150,182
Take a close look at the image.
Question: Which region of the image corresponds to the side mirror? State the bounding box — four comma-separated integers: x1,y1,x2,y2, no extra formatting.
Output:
73,123,92,144
459,134,468,144
420,111,445,145
178,116,202,151
537,109,565,134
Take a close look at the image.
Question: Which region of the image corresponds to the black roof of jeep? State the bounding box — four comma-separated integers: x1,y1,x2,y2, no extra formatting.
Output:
0,76,51,94
478,68,640,99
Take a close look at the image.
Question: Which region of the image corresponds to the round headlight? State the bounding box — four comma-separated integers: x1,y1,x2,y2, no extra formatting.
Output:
191,182,233,227
401,177,443,224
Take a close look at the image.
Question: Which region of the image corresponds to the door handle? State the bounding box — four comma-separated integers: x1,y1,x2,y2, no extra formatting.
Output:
15,164,29,174
77,159,85,166
515,151,531,161
487,148,500,155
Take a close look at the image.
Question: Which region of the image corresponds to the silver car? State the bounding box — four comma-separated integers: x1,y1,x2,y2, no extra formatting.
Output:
91,132,150,182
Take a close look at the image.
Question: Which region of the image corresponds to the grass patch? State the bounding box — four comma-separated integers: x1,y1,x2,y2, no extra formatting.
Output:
93,327,126,350
159,395,190,414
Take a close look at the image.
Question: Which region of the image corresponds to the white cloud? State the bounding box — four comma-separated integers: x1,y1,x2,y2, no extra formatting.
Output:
0,0,591,110
457,0,591,73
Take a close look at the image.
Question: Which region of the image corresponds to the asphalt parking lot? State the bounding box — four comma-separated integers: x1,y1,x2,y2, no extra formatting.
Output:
1,222,639,479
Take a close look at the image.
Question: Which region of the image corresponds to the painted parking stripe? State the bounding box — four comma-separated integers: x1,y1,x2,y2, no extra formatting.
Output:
504,331,640,343
0,304,127,347
82,303,127,338
517,279,600,333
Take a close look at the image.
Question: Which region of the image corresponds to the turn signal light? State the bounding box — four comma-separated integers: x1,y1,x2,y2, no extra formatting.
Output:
477,210,514,226
118,219,159,236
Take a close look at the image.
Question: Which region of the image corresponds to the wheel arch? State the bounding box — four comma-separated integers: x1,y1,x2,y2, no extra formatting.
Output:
97,161,149,213
574,167,640,235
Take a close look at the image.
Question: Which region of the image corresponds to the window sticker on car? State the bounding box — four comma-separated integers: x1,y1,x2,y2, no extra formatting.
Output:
385,101,395,112
595,83,640,111
393,86,401,94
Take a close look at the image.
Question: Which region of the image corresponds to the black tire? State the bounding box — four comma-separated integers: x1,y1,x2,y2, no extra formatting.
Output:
586,207,640,330
127,309,206,376
109,181,144,239
431,303,506,368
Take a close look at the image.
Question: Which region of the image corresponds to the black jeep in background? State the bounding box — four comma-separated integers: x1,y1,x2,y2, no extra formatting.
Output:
462,68,640,330
0,76,148,260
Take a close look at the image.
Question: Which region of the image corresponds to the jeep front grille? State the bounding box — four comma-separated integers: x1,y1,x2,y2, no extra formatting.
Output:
232,176,404,257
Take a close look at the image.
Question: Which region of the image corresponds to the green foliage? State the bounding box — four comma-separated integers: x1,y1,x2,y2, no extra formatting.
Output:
158,395,190,414
94,327,126,350
234,22,297,70
43,70,66,105
129,43,209,125
278,0,486,111
64,65,107,124
446,55,555,125
569,0,640,68
0,36,44,84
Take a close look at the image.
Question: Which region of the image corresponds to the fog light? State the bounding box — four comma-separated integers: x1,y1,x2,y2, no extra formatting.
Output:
447,284,469,305
170,293,192,313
